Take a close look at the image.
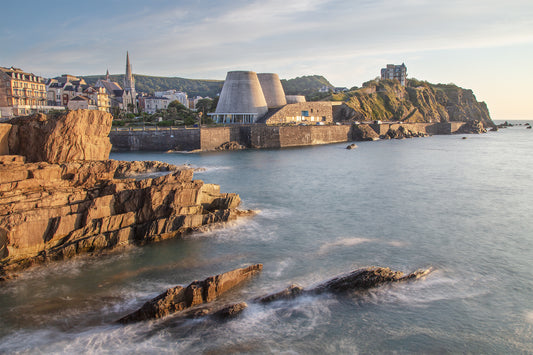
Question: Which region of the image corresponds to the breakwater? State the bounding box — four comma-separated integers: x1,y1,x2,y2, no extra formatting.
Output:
109,122,467,151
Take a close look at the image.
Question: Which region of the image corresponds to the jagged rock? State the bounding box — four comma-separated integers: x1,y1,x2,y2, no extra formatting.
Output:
0,159,254,273
254,284,304,304
0,111,255,278
117,265,262,324
456,120,487,134
8,110,113,163
252,267,432,308
212,302,248,319
346,143,358,150
351,124,380,141
497,121,513,128
490,127,498,132
310,267,431,294
215,141,246,151
114,160,181,178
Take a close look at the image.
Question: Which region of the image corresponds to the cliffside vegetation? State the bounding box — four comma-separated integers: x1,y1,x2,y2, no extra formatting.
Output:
334,78,494,127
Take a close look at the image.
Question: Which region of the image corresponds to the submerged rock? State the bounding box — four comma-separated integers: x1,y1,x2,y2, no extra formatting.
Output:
346,143,358,150
117,264,262,324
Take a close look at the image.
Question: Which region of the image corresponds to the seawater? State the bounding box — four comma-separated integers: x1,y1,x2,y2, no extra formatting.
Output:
1,122,533,354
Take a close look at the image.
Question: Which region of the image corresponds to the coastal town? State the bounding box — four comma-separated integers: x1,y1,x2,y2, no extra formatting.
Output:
0,52,409,126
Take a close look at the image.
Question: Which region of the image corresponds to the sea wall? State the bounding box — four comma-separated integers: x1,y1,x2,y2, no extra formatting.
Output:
109,122,467,151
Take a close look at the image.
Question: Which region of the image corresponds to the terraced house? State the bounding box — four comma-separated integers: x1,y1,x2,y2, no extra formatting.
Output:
0,66,47,119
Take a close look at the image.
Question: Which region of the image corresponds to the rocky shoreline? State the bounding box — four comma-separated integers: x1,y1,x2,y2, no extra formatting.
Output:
0,110,254,280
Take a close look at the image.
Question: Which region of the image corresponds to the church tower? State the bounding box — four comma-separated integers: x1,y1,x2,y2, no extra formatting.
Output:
123,51,137,113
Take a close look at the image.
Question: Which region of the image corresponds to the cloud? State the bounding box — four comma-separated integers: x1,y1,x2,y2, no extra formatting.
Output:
2,0,533,83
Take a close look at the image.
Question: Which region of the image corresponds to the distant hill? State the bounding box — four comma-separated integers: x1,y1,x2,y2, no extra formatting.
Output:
81,74,332,98
81,74,224,98
281,75,332,95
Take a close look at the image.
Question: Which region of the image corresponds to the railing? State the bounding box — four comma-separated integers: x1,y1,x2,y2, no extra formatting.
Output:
111,126,200,132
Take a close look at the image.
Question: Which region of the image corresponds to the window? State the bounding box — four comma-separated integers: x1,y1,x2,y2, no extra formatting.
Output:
301,110,309,117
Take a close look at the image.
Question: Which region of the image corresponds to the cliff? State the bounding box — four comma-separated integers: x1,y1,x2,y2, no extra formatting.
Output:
334,79,495,128
0,110,252,278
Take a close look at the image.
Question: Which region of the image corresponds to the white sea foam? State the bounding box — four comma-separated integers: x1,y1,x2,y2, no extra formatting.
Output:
525,311,533,323
317,236,407,255
194,165,232,173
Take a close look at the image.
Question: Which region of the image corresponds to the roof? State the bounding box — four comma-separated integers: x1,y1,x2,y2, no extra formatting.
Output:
71,95,90,101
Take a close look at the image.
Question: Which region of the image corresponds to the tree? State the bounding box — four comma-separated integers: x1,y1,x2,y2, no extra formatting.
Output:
195,98,213,116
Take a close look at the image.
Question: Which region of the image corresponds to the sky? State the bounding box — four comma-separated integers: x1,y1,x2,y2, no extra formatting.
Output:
2,0,533,119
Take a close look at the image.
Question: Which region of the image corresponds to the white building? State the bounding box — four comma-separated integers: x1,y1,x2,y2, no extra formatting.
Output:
144,96,170,114
154,90,188,107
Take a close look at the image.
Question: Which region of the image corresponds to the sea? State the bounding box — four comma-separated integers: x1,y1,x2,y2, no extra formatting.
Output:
1,121,532,354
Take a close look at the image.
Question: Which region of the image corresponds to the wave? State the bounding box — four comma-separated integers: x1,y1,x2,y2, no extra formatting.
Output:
194,165,232,173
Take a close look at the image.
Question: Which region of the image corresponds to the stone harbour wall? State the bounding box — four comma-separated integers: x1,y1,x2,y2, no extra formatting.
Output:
109,122,467,152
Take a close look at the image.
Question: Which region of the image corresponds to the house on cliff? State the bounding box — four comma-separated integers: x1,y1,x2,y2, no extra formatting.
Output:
209,70,338,125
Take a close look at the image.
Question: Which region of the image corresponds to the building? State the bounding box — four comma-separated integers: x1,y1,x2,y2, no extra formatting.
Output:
84,86,110,112
210,71,268,124
46,75,88,107
95,71,124,110
143,96,170,114
0,66,47,118
380,63,407,86
122,52,137,113
67,95,96,110
209,70,337,125
46,75,110,112
154,90,188,107
95,52,137,113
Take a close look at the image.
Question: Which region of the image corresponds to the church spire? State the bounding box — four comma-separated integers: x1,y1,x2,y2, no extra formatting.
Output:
123,51,137,113
105,69,110,81
124,51,134,90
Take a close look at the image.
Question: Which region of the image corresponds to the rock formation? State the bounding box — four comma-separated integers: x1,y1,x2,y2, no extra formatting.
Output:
455,120,487,134
215,141,246,151
8,110,112,163
380,126,429,140
335,79,495,129
310,266,431,294
0,110,253,279
256,267,432,304
117,266,430,324
118,264,262,324
351,124,380,141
